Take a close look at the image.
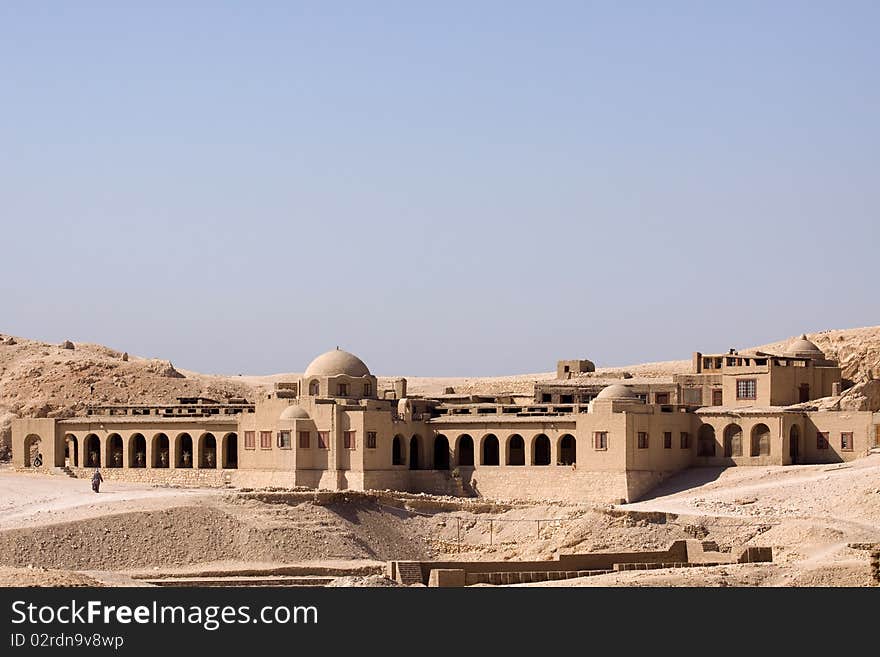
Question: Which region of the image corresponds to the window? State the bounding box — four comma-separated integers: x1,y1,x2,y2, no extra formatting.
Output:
736,379,757,400
682,388,703,405
260,431,272,449
541,394,552,403
244,431,255,450
337,383,349,396
299,431,310,449
594,432,608,450
364,383,372,396
712,389,723,406
841,432,853,451
344,431,356,449
664,432,672,449
366,431,377,449
560,394,573,404
655,393,670,405
817,432,829,450
680,432,691,449
277,430,291,449
638,432,649,449
318,431,329,449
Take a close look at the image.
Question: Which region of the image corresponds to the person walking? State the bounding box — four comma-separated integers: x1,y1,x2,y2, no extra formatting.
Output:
91,468,103,493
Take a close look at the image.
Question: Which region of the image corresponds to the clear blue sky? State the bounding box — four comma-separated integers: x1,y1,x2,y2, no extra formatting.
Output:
1,2,878,376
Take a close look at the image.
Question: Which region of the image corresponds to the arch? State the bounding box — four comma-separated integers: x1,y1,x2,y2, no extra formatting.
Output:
481,434,500,466
106,434,123,468
456,434,474,466
697,425,716,457
84,434,101,467
175,433,194,468
308,379,320,395
64,434,78,467
532,434,551,465
152,433,170,468
199,433,217,468
433,435,450,470
789,425,800,464
750,423,771,457
723,424,743,458
506,434,525,466
23,434,42,468
409,435,421,470
558,434,576,465
222,433,238,469
129,433,146,468
392,435,405,466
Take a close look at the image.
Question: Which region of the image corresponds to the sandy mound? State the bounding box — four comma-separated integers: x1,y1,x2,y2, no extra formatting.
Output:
0,566,104,587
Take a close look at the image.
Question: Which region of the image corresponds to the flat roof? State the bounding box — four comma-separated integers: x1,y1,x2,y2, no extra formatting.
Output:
59,416,239,426
538,376,675,387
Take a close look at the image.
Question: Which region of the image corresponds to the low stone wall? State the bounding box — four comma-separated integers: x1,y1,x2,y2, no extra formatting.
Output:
66,467,303,489
390,540,771,585
459,467,630,503
32,464,662,504
70,466,230,487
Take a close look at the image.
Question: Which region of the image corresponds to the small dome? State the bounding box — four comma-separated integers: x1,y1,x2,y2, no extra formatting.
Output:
595,384,639,401
304,349,371,377
279,405,310,420
784,334,823,358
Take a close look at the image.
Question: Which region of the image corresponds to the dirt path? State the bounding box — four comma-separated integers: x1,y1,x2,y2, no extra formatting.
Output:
0,471,222,531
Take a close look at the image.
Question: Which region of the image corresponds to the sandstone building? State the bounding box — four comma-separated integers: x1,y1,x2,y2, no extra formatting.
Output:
12,337,880,503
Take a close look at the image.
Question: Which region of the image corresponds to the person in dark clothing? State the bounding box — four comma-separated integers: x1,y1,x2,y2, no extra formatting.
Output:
91,468,103,493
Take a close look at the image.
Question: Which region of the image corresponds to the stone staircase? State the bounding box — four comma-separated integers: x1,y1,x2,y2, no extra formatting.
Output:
55,466,77,479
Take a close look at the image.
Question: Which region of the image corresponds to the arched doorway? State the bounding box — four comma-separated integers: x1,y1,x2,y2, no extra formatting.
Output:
222,433,238,469
409,435,420,470
507,435,525,466
723,424,743,458
481,434,499,465
129,434,146,468
697,425,716,457
84,434,101,467
751,424,771,457
433,435,450,470
392,435,405,465
152,433,170,468
789,425,800,464
199,433,217,468
308,379,319,395
558,434,576,465
23,434,42,468
65,434,78,467
533,434,551,465
176,433,193,468
457,435,474,466
106,434,123,468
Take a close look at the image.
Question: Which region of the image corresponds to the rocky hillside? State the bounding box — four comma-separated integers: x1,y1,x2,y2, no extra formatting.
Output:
0,334,252,458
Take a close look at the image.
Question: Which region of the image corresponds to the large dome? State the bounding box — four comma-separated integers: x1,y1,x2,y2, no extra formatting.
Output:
304,349,371,378
279,405,310,420
595,384,639,401
784,335,824,358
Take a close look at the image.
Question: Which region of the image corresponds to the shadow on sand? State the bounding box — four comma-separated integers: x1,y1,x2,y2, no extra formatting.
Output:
633,467,726,503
